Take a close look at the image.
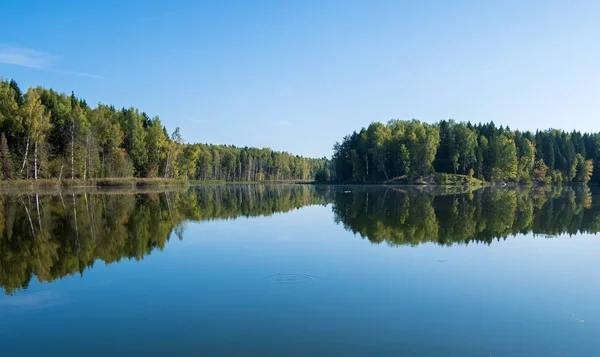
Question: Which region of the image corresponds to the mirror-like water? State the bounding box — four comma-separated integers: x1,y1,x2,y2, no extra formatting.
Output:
0,185,598,356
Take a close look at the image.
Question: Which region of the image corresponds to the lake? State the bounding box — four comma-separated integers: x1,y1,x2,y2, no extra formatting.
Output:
0,185,598,357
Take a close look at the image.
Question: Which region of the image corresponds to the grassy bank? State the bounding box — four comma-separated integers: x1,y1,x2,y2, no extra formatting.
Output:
0,178,191,189
406,173,488,186
315,173,489,186
0,178,315,190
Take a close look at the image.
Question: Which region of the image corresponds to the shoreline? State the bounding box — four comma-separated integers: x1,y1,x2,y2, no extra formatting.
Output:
0,178,315,190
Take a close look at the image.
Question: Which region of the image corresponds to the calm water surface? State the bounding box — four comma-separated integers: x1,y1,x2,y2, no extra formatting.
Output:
0,185,598,357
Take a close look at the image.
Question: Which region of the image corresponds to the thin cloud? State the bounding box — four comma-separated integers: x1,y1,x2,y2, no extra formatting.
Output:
0,46,58,69
55,70,108,80
275,120,291,125
182,117,210,123
0,45,106,80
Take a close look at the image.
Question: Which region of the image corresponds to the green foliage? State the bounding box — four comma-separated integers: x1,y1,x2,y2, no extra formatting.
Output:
533,159,549,184
489,136,518,183
516,137,534,183
332,119,439,183
573,154,593,183
0,134,13,179
334,119,598,185
0,79,326,182
435,173,448,185
550,170,563,185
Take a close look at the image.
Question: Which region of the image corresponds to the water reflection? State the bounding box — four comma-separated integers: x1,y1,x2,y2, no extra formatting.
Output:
0,185,329,295
334,185,600,246
1,184,598,295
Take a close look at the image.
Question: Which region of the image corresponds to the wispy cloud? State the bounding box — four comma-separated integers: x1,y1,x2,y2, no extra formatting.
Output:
275,120,291,126
0,45,106,80
0,46,59,69
56,70,108,80
182,116,210,124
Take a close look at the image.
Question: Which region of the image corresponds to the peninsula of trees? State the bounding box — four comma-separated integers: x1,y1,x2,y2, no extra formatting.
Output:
330,120,598,185
0,79,327,183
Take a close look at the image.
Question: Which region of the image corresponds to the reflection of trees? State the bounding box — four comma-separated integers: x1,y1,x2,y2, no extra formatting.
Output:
333,188,438,245
0,185,330,295
333,186,600,246
2,184,599,295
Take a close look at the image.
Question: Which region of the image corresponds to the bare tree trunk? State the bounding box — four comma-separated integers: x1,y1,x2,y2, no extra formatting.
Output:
84,134,90,180
20,133,30,175
72,193,80,247
33,140,38,180
84,192,95,239
21,198,36,238
71,124,75,179
164,191,174,221
35,194,42,231
59,191,66,213
164,148,171,178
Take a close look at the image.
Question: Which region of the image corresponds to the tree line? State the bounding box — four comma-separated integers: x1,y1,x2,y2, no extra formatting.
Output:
0,79,327,182
330,119,598,184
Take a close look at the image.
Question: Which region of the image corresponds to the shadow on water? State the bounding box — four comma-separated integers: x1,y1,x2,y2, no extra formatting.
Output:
0,184,598,294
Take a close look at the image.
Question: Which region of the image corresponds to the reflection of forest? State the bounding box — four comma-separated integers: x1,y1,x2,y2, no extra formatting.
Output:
2,185,599,295
0,185,330,295
333,186,600,246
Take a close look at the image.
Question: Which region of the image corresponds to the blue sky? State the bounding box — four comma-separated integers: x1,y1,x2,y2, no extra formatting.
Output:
1,0,599,158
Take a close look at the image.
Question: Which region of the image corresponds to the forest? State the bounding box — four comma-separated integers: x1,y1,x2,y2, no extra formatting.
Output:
0,79,327,182
2,184,598,295
330,119,599,184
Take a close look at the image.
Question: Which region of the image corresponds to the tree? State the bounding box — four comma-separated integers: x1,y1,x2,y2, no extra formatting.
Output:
0,133,13,179
367,122,391,181
533,159,549,184
20,89,52,179
452,123,478,174
164,128,183,178
144,117,168,177
573,154,593,183
517,138,535,183
67,104,89,179
123,108,148,176
489,136,517,183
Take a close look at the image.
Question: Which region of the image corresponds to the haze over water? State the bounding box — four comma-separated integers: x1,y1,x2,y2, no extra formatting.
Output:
0,185,598,357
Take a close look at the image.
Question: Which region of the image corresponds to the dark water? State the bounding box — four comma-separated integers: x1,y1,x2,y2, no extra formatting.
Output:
0,185,598,357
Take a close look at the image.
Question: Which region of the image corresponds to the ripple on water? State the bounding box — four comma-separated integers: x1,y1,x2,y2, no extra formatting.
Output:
267,274,317,285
